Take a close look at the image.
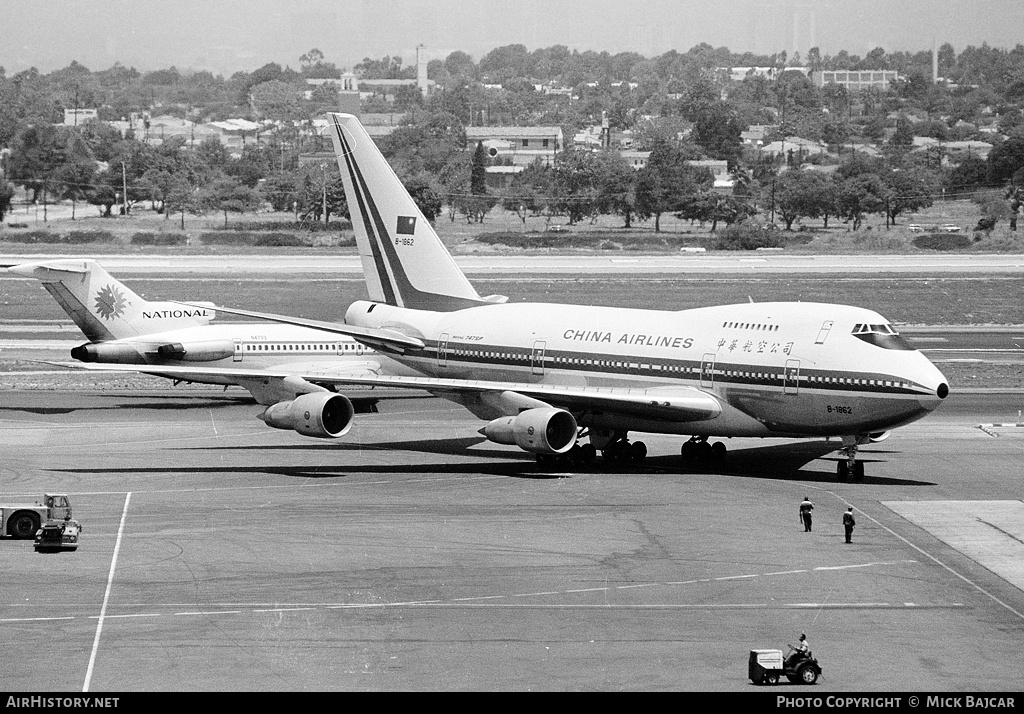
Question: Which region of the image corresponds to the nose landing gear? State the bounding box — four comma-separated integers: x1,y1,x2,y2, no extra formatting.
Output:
836,439,865,481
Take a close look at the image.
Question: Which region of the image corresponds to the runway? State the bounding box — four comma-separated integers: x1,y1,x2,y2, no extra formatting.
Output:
4,252,1024,275
1,389,1023,692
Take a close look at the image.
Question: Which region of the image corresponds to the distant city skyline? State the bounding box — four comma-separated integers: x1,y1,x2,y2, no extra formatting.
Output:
0,0,1017,76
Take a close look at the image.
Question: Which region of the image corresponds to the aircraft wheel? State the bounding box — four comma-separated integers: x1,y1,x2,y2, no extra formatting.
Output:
603,442,625,463
837,461,850,481
630,441,647,463
853,461,865,481
710,441,727,461
579,443,597,464
680,441,697,461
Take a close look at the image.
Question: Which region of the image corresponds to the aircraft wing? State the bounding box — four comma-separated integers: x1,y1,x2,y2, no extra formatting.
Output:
172,302,423,354
49,362,722,423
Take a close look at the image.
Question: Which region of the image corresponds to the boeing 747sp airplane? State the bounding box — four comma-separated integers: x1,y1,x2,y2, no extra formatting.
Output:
48,114,949,478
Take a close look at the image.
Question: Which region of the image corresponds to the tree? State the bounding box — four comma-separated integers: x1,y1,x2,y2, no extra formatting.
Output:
946,156,989,196
54,160,96,220
550,149,599,224
400,171,443,222
261,172,301,213
837,174,888,230
163,175,201,229
593,151,638,228
689,101,744,168
883,169,937,225
636,138,711,232
250,80,303,123
201,176,263,226
470,141,488,195
988,136,1024,185
502,159,556,226
0,178,14,222
6,124,69,207
774,170,839,228
888,115,915,149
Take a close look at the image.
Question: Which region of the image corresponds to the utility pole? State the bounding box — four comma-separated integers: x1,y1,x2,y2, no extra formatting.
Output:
121,162,128,216
321,163,328,225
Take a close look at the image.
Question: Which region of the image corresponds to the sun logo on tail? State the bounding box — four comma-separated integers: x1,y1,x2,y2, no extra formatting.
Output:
94,284,129,320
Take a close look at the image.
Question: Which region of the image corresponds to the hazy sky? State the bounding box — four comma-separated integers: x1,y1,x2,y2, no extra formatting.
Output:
0,0,1018,76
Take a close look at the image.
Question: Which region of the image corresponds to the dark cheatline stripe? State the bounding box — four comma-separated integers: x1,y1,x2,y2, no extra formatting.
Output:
417,338,931,397
42,283,116,342
333,116,397,306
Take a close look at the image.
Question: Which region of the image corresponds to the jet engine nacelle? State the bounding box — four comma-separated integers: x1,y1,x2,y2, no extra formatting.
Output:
868,430,892,443
260,392,355,439
480,408,577,455
155,340,235,362
71,342,146,364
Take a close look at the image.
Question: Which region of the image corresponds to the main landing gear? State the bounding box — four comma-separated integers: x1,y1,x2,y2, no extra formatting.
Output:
593,430,647,464
535,430,648,468
679,436,727,463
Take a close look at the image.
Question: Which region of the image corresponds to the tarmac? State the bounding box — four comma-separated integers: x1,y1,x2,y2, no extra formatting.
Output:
1,388,1023,692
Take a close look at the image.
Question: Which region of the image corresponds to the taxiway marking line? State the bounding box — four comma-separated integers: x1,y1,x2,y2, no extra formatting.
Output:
10,559,935,625
872,502,1024,622
83,491,131,693
0,616,75,622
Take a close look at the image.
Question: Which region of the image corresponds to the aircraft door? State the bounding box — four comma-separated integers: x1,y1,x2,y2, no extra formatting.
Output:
438,333,450,368
815,320,834,345
531,341,546,376
784,359,800,395
700,353,715,388
233,339,243,362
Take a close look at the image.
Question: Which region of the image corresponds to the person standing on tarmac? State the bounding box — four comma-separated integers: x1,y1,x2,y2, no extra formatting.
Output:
799,496,814,532
843,507,856,543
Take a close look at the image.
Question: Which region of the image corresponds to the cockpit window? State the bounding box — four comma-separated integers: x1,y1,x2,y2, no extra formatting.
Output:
851,323,915,350
852,323,898,336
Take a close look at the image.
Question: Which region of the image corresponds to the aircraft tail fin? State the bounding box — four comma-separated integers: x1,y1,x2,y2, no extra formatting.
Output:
327,112,489,311
8,259,215,341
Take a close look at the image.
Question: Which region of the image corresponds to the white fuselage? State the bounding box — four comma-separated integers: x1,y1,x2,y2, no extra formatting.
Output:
346,299,948,438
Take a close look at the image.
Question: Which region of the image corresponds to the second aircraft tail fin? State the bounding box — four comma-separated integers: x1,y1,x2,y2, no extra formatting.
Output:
8,259,215,341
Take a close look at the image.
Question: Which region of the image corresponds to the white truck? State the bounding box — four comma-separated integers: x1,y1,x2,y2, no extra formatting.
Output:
0,494,73,539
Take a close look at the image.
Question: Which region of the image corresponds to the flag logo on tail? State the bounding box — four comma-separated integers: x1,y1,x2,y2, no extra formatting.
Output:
396,216,416,235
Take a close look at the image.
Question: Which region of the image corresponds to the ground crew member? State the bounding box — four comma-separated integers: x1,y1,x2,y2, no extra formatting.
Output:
787,633,810,667
843,507,856,543
796,633,809,655
799,496,814,532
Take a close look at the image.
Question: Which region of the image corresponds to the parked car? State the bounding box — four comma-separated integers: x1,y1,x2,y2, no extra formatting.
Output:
907,224,925,233
938,224,962,233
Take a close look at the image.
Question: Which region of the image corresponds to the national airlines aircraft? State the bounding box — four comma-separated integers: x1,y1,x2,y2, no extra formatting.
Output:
7,259,398,406
50,114,950,479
